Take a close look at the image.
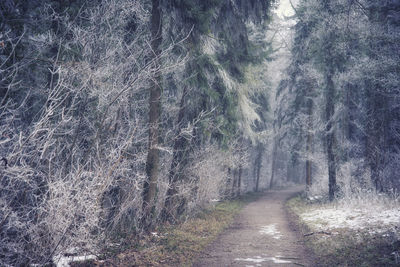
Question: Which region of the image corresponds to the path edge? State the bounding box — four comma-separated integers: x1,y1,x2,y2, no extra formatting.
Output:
284,190,317,266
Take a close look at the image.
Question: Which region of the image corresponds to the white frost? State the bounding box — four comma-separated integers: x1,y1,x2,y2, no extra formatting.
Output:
272,257,292,263
53,254,97,267
235,255,292,264
301,202,400,234
235,256,265,263
259,224,283,239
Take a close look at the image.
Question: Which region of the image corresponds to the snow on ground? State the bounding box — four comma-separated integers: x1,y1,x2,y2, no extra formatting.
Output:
53,254,96,267
235,255,291,264
300,196,400,234
259,224,283,239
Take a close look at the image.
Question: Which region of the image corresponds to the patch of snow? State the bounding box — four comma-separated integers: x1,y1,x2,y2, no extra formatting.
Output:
307,195,323,202
53,254,96,267
259,224,283,239
272,257,292,264
301,202,400,234
235,255,292,264
235,256,265,263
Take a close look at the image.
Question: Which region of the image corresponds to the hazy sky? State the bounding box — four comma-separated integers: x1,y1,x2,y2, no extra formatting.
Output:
275,0,297,18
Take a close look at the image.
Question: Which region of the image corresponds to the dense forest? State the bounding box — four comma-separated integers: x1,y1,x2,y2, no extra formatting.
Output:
0,0,399,265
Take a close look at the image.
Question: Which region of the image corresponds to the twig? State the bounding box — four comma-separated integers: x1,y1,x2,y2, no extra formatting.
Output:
318,231,331,235
0,210,11,228
304,231,331,236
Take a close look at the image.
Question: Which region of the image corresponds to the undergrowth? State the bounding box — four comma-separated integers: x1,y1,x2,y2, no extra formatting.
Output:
286,196,400,267
76,192,261,266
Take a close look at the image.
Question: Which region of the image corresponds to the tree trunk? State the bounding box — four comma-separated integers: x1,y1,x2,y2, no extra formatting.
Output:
366,89,388,192
162,87,188,222
269,137,278,189
254,143,263,192
226,167,232,198
306,96,313,188
237,164,242,196
142,0,162,225
325,73,337,201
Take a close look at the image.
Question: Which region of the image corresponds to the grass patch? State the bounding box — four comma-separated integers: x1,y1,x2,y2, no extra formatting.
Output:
286,196,400,267
286,195,310,215
92,193,261,266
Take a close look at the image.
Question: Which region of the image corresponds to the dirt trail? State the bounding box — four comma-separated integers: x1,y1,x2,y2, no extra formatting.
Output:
193,186,313,267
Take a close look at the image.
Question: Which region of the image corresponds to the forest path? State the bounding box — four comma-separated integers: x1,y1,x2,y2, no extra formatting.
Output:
192,186,313,267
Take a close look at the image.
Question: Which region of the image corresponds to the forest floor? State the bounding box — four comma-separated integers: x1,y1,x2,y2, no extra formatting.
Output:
287,194,400,266
192,186,314,267
74,186,400,266
86,192,258,266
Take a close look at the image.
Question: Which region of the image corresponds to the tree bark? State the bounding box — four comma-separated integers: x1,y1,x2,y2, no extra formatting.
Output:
237,164,242,196
269,137,278,189
306,96,313,188
162,87,188,222
254,143,263,192
142,0,162,225
325,73,337,201
226,167,232,198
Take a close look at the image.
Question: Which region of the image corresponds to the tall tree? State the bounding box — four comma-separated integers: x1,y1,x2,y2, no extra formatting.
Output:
254,142,264,192
161,0,276,221
305,90,313,188
142,0,163,225
162,86,189,222
325,70,337,200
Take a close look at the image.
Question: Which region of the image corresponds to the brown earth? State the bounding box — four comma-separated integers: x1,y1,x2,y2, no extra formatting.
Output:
192,186,314,267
